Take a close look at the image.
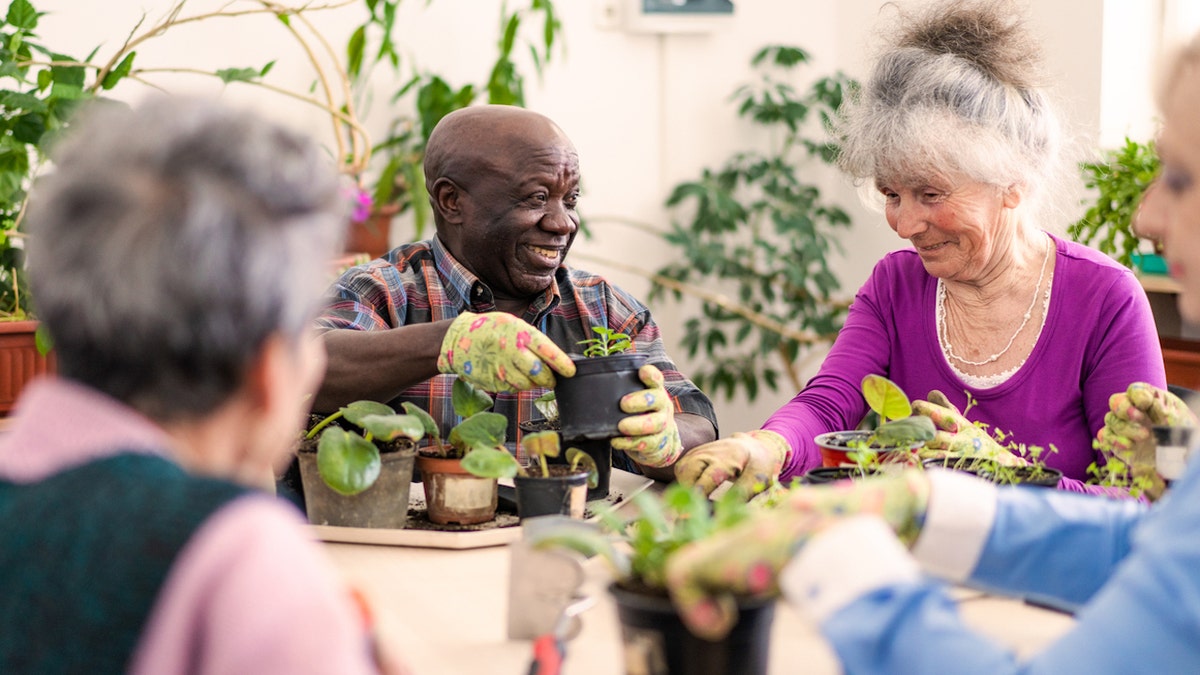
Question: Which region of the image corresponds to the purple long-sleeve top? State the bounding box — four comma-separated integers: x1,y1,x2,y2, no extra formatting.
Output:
764,234,1166,494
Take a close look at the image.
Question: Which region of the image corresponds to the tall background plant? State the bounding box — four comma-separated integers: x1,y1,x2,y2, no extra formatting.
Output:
644,45,856,402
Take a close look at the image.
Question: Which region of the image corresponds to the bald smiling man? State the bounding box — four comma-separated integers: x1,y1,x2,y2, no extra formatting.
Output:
311,105,717,482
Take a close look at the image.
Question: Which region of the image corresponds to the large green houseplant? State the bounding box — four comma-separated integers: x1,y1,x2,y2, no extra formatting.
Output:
1068,137,1160,272
643,45,857,402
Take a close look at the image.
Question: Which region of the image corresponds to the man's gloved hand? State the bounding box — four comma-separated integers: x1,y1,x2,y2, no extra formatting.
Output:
437,311,576,393
665,469,930,640
611,364,683,467
673,430,790,499
912,390,1025,466
1096,382,1197,457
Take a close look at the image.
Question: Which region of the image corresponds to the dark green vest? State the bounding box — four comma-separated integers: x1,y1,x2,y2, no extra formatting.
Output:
0,453,249,674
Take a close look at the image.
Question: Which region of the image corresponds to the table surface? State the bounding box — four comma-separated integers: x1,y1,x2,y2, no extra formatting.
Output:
322,486,1077,674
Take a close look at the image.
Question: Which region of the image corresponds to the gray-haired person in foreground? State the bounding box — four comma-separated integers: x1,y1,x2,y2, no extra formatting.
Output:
0,96,408,674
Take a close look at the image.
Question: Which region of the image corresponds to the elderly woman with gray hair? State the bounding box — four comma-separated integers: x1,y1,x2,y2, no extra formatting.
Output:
0,97,405,673
676,0,1172,496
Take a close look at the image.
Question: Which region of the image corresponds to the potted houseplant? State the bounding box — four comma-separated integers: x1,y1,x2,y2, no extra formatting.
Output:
502,430,598,519
554,326,646,499
528,484,776,675
810,374,935,473
415,378,516,525
1068,137,1161,273
296,400,424,528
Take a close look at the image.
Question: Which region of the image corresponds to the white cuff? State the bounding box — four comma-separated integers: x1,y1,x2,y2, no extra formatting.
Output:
911,469,998,582
779,515,920,623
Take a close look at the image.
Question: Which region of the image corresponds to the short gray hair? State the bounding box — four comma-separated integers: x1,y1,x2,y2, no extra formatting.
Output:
838,0,1069,219
24,96,346,421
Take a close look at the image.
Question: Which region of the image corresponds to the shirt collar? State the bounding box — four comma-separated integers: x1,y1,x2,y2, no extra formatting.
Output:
431,235,564,321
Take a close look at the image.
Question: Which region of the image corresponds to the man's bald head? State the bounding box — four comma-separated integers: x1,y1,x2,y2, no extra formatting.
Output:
424,105,575,199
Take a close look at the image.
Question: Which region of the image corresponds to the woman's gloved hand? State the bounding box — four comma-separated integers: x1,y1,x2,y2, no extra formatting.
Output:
437,311,576,393
912,390,1026,466
611,364,682,467
665,469,930,641
672,430,790,499
1096,382,1197,456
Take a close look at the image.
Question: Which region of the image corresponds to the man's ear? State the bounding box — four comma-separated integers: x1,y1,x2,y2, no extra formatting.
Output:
431,177,465,225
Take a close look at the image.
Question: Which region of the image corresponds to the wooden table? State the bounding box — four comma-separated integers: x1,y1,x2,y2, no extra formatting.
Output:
321,489,1077,674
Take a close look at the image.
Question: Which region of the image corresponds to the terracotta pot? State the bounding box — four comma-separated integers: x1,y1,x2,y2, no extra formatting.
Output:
555,352,648,442
513,466,589,519
812,430,922,468
297,438,417,528
0,319,55,415
610,582,775,675
416,454,498,525
345,204,399,259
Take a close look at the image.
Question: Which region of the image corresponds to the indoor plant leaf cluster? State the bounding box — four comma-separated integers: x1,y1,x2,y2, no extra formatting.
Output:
1068,137,1160,271
527,482,754,591
647,44,858,402
307,400,427,496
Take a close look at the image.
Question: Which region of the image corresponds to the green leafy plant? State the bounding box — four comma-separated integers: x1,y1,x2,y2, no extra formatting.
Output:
533,390,558,424
527,482,754,592
645,45,857,401
510,429,599,486
306,400,427,496
1068,137,1160,271
411,377,517,482
0,0,371,318
578,325,632,358
356,0,564,238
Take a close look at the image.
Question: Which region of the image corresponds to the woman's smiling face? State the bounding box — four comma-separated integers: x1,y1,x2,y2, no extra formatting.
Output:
877,171,1019,282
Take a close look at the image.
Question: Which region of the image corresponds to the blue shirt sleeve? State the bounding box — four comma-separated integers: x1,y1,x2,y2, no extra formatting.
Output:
819,463,1200,673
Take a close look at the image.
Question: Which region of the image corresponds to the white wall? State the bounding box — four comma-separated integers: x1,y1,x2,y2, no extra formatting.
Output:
35,0,1152,433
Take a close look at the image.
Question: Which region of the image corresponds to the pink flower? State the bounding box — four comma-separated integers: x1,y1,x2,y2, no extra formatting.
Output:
342,183,373,223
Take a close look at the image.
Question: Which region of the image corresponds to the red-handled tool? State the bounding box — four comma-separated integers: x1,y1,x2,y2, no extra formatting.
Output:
527,595,595,675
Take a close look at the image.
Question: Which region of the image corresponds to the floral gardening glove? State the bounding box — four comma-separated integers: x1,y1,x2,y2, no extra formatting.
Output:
437,311,576,393
611,364,683,467
664,469,931,640
673,430,790,499
665,509,833,641
912,390,1025,466
1095,382,1195,499
1096,382,1196,457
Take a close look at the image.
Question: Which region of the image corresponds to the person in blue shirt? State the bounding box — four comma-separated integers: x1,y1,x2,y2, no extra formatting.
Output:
664,12,1200,675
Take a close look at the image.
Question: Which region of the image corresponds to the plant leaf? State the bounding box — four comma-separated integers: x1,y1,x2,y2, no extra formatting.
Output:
460,446,519,478
452,377,494,418
861,374,911,422
400,402,440,442
316,427,381,496
342,400,396,427
520,430,561,459
359,413,425,442
566,447,598,488
449,411,507,454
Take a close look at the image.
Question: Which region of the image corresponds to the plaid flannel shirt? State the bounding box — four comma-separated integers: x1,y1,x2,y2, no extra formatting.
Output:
316,237,716,466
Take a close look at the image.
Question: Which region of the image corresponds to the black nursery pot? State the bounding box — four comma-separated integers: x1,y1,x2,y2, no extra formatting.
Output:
802,466,885,484
556,352,649,441
610,582,775,675
513,466,589,519
570,437,612,501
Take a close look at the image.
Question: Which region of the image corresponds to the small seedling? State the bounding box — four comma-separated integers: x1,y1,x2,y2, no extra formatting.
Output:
579,326,632,357
519,430,600,487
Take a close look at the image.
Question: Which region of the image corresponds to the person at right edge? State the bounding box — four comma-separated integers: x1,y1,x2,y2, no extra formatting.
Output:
663,6,1200,673
674,0,1184,498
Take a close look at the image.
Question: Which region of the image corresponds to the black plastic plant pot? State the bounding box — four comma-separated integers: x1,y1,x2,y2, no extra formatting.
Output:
802,466,884,484
571,437,612,500
556,352,649,441
609,582,775,675
513,466,589,519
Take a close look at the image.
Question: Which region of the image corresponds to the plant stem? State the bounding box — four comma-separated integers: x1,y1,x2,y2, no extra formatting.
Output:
306,410,344,439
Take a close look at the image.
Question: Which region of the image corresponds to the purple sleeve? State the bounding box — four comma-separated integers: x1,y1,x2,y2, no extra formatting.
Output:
763,260,898,480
